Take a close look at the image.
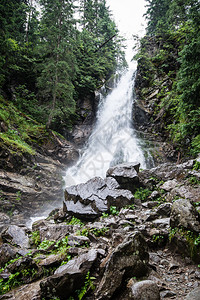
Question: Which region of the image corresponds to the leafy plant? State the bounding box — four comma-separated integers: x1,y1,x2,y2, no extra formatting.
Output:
109,206,119,216
134,188,151,201
76,271,96,300
37,239,55,251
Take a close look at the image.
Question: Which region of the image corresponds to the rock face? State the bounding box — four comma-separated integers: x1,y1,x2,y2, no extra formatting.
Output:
64,176,134,220
0,137,79,225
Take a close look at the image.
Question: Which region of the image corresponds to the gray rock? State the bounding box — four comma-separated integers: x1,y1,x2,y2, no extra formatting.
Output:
185,287,200,300
156,203,172,217
95,231,149,299
68,235,90,247
160,179,178,191
160,290,176,298
125,280,160,300
106,162,140,191
40,249,98,300
32,220,73,242
170,199,200,233
0,280,41,300
1,225,29,249
0,244,18,267
64,177,134,220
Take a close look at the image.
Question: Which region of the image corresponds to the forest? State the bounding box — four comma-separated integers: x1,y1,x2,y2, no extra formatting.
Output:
0,0,125,138
135,0,200,156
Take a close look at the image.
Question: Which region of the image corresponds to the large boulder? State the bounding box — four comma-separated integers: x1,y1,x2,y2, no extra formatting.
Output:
106,162,140,191
64,177,134,220
95,231,149,299
170,199,200,233
40,249,98,300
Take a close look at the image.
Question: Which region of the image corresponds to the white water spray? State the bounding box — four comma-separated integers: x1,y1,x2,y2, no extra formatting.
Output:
64,65,152,187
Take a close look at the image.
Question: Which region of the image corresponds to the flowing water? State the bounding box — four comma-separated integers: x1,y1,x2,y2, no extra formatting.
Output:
64,65,153,187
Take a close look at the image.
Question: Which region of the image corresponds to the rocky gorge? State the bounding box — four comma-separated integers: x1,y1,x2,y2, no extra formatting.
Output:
0,155,200,299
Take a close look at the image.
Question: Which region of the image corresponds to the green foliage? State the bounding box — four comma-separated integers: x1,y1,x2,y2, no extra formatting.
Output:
37,239,55,251
134,188,151,201
30,231,41,247
109,206,119,216
76,271,96,300
67,217,84,227
193,160,200,171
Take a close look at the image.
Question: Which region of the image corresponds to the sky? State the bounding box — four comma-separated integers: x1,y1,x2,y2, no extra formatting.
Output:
106,0,147,62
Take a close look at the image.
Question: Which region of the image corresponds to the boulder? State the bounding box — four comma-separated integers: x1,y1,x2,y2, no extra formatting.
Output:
40,249,98,300
95,231,149,299
122,280,160,300
1,225,30,249
106,162,140,191
185,287,200,300
170,199,200,233
64,177,134,220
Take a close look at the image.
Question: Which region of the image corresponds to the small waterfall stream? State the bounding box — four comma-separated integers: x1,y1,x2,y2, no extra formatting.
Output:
64,65,153,187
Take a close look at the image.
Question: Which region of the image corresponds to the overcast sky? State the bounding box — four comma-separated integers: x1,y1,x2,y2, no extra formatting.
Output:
106,0,147,62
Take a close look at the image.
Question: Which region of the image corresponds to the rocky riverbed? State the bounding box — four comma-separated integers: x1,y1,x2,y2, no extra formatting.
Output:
0,156,200,299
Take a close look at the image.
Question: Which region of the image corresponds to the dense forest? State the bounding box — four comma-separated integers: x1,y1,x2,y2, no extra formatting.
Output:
0,0,126,143
135,0,200,157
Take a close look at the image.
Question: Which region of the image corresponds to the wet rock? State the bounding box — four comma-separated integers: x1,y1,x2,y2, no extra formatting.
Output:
122,280,160,300
170,199,200,233
106,162,140,191
64,177,134,220
185,287,200,300
40,249,98,300
95,231,149,299
1,225,29,249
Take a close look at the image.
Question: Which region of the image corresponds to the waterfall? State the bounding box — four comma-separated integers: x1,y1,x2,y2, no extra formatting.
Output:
64,65,152,187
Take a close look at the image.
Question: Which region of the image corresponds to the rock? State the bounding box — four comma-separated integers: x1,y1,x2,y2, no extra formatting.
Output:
32,220,73,242
106,162,140,191
64,177,134,220
95,231,149,299
0,244,18,267
170,199,200,233
160,290,176,298
160,179,178,191
122,280,160,300
1,225,29,249
155,203,172,217
185,287,200,300
68,235,90,247
38,254,62,268
40,249,98,300
0,280,41,300
6,256,38,283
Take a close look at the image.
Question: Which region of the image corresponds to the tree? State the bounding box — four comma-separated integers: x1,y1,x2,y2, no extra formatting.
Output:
37,0,76,129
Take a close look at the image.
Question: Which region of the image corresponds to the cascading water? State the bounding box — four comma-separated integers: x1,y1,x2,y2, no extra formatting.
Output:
64,64,153,187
